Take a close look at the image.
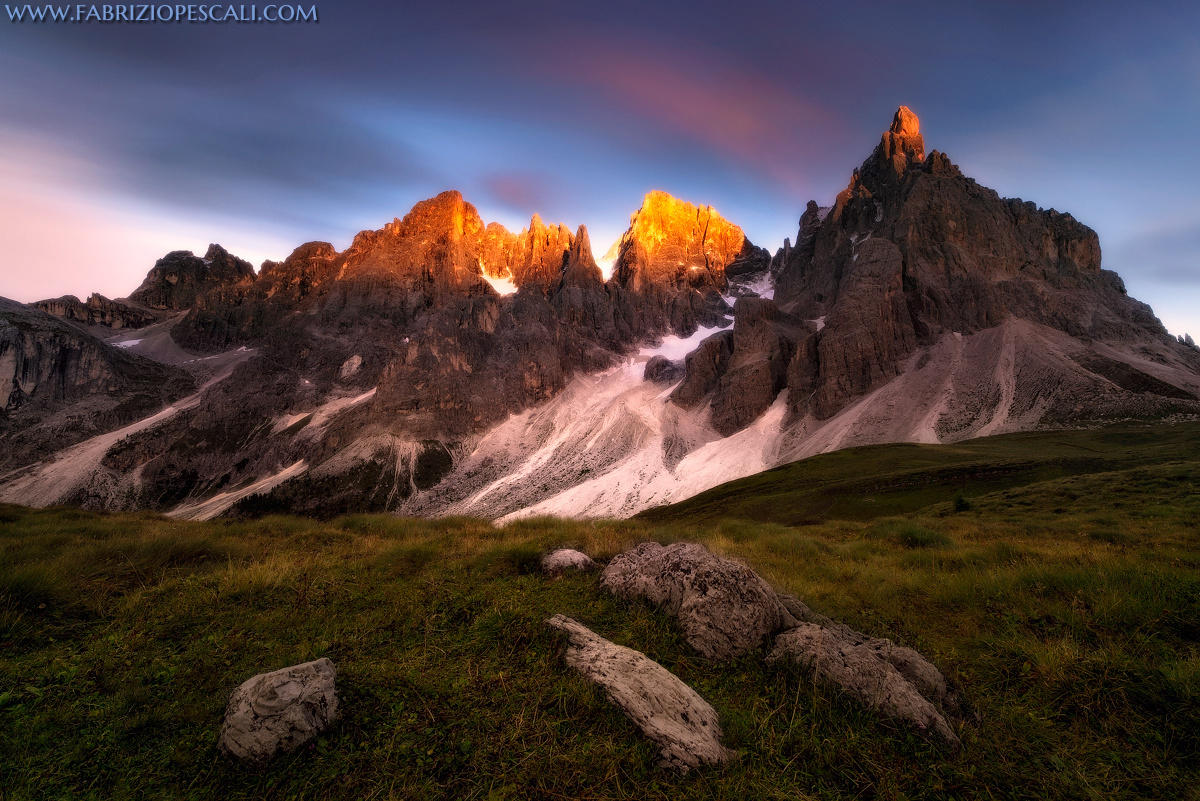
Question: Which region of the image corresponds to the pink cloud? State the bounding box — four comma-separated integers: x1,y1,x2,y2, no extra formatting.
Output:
531,37,848,194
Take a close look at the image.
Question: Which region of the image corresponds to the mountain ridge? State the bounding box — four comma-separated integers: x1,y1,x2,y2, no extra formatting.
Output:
3,106,1198,519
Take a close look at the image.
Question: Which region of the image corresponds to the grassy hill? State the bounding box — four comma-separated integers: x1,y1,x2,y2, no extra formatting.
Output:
639,421,1200,526
1,422,1198,800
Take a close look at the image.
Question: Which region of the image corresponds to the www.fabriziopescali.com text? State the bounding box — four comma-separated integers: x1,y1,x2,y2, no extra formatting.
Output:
5,3,317,22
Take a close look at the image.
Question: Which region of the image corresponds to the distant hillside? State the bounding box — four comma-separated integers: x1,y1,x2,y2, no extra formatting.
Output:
638,422,1200,525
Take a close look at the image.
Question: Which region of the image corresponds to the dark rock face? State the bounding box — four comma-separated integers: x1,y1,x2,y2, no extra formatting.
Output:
33,293,159,330
669,330,734,408
643,355,683,385
669,298,811,435
0,298,193,470
130,244,256,310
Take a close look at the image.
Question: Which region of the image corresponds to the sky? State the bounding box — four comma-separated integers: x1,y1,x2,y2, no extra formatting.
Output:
1,0,1198,337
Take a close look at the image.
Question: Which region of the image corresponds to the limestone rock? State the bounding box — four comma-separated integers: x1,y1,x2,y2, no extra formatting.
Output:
542,548,598,575
769,624,959,747
601,542,789,659
547,614,732,770
218,658,340,763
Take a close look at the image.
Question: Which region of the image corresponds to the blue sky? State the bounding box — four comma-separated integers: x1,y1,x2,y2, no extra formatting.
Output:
1,0,1197,336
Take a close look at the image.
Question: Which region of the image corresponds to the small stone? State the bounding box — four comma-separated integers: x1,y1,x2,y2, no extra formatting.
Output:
541,548,598,576
218,657,340,763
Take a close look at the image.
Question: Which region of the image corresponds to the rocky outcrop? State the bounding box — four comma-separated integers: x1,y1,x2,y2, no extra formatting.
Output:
218,658,340,763
601,542,790,659
541,548,598,575
130,244,256,310
547,615,733,770
601,542,960,745
33,293,159,330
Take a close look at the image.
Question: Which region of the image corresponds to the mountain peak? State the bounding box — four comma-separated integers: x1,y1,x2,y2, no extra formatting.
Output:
611,190,761,292
890,105,920,137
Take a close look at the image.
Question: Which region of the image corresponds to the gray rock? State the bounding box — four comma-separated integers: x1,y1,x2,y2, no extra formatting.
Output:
542,548,598,576
768,624,958,747
600,542,789,660
548,614,733,770
643,355,683,384
218,657,340,763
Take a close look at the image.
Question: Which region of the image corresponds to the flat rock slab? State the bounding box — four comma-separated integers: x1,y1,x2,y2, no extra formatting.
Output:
601,541,789,659
548,614,733,770
219,657,340,763
769,623,959,747
542,548,598,576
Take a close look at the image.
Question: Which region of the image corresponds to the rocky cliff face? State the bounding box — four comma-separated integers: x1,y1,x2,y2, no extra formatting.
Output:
0,298,193,471
33,293,160,330
2,110,1198,520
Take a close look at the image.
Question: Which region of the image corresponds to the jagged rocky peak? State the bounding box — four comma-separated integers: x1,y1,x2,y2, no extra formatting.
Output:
129,243,256,310
613,190,768,291
340,191,578,292
512,214,574,288
562,224,603,286
340,189,489,288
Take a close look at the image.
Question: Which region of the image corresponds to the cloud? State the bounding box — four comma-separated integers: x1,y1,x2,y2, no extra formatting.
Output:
480,171,565,218
517,36,848,196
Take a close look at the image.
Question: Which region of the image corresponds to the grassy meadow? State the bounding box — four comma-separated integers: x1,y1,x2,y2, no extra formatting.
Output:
1,422,1198,800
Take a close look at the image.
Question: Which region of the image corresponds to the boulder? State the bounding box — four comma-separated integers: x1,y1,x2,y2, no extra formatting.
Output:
542,548,598,576
548,614,732,770
601,542,789,659
769,624,958,747
218,657,340,763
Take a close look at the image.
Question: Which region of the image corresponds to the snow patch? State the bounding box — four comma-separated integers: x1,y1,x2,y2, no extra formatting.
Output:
482,272,518,296
638,324,729,362
742,271,775,300
113,338,142,348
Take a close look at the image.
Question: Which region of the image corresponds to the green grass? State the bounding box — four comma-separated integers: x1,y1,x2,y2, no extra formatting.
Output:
1,423,1199,799
638,421,1200,526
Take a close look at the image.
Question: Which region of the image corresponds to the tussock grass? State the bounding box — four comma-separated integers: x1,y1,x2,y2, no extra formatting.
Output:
1,425,1199,799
